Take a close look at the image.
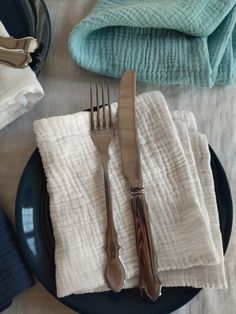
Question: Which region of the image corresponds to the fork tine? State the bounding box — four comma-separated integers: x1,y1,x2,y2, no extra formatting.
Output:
90,83,94,130
107,82,112,127
96,82,100,128
102,82,106,128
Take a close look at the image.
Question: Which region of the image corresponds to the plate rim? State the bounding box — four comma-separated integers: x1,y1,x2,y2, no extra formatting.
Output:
33,0,51,75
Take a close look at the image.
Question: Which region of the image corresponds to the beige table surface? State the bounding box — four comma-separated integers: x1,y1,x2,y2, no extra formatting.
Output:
0,1,235,313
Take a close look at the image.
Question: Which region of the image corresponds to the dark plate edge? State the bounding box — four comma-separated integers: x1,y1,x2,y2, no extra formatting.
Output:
33,0,51,75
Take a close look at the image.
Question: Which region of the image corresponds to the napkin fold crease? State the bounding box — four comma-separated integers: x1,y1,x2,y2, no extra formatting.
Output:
34,91,226,297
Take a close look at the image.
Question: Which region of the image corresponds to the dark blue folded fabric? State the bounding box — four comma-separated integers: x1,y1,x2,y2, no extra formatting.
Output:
0,208,34,312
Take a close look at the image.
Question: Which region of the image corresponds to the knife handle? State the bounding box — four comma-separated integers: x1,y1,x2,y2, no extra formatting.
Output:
131,187,162,302
0,49,32,68
0,36,39,53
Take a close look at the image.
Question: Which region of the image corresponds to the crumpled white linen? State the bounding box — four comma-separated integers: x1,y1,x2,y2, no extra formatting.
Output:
34,91,226,298
0,21,44,130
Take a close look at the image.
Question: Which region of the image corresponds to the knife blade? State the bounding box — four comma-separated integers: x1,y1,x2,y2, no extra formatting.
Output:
118,70,162,302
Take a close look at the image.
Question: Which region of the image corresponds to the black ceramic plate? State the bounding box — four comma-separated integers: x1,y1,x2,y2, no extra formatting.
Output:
0,0,51,74
15,147,232,314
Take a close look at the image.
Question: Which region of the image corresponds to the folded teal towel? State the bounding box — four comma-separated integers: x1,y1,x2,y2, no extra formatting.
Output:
68,0,236,87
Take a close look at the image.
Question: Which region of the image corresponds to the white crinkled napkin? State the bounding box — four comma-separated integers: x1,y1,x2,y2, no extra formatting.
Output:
33,91,226,298
0,21,44,130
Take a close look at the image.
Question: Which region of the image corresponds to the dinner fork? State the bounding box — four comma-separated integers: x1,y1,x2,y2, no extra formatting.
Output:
90,82,125,292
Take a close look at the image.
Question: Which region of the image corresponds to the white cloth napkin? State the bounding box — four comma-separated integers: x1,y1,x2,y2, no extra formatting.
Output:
33,91,227,298
0,21,44,130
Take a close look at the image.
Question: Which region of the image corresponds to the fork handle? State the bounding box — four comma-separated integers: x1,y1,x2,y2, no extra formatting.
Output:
130,187,162,302
102,158,125,292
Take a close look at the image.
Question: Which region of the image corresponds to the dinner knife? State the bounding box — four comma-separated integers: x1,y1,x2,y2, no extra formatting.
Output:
118,70,162,302
0,48,32,68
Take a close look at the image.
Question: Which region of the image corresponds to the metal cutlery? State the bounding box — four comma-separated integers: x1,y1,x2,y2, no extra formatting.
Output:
0,36,39,53
0,36,39,68
0,48,32,68
90,82,125,292
118,70,162,302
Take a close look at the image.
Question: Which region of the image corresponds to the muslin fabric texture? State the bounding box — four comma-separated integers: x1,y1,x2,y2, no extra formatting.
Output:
34,91,226,298
68,0,236,87
0,208,34,312
0,21,44,130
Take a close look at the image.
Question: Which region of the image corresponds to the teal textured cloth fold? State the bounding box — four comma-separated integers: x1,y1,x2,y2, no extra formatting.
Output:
68,0,236,86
